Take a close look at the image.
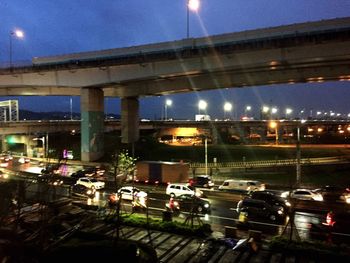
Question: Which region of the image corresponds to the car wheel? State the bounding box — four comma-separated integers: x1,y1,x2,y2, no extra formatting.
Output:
269,214,277,221
197,206,203,213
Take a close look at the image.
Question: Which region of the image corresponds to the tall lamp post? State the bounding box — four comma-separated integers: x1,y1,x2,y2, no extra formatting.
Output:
245,105,252,117
10,29,24,68
270,121,279,145
164,99,172,121
187,0,200,38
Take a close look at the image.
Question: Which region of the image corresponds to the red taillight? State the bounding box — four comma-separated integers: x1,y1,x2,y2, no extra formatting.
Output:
326,212,335,226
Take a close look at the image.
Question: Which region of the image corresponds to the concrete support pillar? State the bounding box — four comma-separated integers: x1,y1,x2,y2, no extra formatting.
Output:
211,127,218,145
258,128,267,142
81,87,104,162
121,97,139,144
1,135,8,152
277,127,283,143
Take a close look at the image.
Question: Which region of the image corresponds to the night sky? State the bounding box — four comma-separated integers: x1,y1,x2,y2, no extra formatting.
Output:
1,0,350,120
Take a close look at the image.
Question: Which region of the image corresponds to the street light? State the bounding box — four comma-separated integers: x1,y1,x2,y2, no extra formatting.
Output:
285,108,293,119
164,99,172,121
223,102,232,119
269,121,279,145
296,119,306,186
245,105,252,117
261,106,270,120
187,0,200,38
9,29,24,68
271,107,278,119
198,100,207,114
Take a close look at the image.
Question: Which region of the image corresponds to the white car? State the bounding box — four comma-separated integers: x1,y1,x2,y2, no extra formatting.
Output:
166,183,203,197
117,186,147,201
76,177,105,190
281,189,323,201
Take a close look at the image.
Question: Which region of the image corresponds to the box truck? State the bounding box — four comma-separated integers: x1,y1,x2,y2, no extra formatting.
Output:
135,161,189,184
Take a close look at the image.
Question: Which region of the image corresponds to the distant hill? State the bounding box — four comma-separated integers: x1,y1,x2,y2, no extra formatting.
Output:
19,110,120,120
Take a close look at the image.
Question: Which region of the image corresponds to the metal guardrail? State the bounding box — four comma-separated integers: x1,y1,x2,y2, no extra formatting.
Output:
190,156,344,168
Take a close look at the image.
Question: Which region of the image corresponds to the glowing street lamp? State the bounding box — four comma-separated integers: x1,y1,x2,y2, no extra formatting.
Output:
10,29,24,68
223,102,232,119
187,0,200,38
198,100,207,114
269,121,279,145
164,99,172,120
261,106,270,120
285,108,293,119
245,105,252,117
262,106,270,113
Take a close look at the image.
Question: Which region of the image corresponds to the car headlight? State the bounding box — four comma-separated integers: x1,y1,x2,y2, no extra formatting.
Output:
313,195,323,201
278,210,283,215
174,201,179,206
204,203,209,208
281,192,289,198
285,201,291,207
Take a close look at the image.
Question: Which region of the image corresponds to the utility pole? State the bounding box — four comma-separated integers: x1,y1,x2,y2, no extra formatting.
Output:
296,126,301,186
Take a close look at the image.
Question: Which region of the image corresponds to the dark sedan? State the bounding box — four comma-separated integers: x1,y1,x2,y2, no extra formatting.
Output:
72,184,96,198
166,194,211,214
249,191,291,212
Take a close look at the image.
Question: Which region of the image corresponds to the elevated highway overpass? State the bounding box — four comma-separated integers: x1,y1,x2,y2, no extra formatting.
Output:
1,17,350,161
2,119,350,157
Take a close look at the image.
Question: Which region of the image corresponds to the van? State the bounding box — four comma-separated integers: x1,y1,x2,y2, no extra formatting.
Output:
218,179,265,192
166,183,203,197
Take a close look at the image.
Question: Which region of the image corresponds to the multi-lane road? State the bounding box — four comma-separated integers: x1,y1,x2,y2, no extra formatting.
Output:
2,156,350,244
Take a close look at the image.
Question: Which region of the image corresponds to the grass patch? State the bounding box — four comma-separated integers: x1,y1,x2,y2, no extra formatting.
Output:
105,213,212,238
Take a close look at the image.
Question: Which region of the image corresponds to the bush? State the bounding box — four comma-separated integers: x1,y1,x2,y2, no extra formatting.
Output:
106,213,212,237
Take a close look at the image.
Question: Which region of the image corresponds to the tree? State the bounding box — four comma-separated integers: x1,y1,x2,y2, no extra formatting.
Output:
111,150,137,190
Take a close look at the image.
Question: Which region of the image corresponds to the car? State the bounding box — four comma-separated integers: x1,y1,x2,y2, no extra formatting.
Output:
314,186,350,203
236,198,285,222
165,194,211,214
109,186,148,203
248,191,291,212
18,157,30,164
76,177,105,189
37,174,64,186
0,160,9,167
188,175,214,188
281,189,323,201
70,170,88,179
0,170,9,179
166,183,203,197
72,184,96,198
41,164,60,175
0,154,12,162
218,179,265,192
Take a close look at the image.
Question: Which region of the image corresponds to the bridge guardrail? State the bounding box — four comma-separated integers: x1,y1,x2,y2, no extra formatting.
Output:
190,156,344,169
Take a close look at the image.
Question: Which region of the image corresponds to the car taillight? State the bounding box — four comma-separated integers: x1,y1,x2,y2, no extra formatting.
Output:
326,212,335,226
